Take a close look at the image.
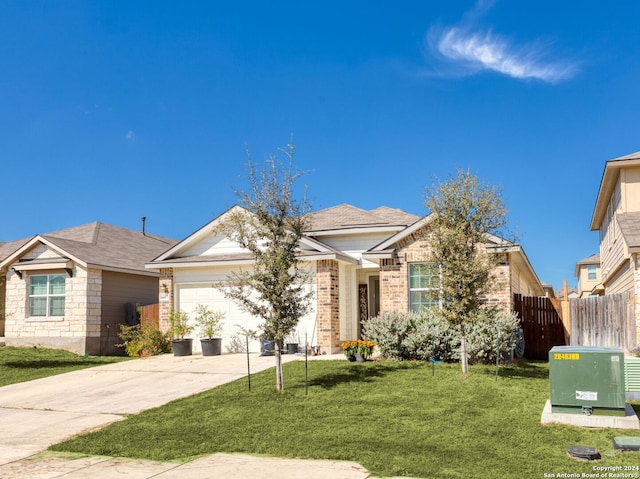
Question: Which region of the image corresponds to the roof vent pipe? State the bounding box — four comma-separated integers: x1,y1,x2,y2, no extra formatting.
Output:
141,216,146,235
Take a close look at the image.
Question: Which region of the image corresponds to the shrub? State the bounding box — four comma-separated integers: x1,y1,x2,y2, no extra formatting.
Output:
405,308,460,362
465,309,520,364
362,308,521,364
361,311,417,360
117,324,171,357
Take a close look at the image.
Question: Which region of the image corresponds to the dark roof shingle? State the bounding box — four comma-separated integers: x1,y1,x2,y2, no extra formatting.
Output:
3,222,177,273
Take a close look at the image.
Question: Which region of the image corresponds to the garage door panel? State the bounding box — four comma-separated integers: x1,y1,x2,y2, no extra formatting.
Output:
176,282,317,354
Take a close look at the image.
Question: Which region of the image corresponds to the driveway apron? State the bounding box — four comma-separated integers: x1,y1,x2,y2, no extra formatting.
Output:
0,353,297,466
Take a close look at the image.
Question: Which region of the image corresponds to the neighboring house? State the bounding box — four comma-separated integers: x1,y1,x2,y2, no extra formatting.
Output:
589,150,640,348
147,204,544,354
591,151,640,295
574,253,603,298
554,287,579,300
0,222,177,355
541,283,556,298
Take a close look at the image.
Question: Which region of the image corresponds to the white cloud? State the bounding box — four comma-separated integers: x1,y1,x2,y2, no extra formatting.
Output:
125,130,136,141
425,3,579,83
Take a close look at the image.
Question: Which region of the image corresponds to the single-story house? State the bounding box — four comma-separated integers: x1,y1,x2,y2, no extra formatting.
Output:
147,204,544,354
0,222,177,355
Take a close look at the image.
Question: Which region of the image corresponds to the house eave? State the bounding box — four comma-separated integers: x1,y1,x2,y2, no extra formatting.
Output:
146,259,256,269
307,225,407,237
591,154,640,230
11,258,73,271
89,264,160,277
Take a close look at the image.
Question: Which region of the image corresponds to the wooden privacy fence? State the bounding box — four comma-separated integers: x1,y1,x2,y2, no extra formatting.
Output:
513,294,566,360
138,303,160,329
569,291,636,351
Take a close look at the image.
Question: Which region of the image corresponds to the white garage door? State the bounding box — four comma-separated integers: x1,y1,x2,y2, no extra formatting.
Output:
175,283,317,354
176,283,257,353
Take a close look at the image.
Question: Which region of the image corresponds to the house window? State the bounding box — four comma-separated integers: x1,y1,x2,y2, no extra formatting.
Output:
29,274,66,317
409,262,440,312
587,265,597,281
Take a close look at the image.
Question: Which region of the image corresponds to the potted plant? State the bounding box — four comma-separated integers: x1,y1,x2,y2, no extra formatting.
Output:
194,304,224,356
168,310,193,356
341,340,357,361
285,330,299,354
355,339,376,361
341,339,376,362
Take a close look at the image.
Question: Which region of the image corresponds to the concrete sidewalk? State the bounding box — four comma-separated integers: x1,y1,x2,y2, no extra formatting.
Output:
0,352,401,478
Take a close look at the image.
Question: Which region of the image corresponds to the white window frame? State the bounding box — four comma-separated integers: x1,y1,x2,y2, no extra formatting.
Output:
587,265,597,281
408,262,441,312
29,274,66,318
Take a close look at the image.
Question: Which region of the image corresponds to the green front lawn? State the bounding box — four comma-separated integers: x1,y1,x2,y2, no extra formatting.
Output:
51,360,640,478
0,346,128,387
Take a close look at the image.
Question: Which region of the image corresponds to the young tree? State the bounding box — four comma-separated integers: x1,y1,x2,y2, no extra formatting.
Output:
424,169,509,377
217,142,313,390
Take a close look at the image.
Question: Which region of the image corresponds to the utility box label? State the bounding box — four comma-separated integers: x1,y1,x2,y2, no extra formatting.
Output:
554,353,580,360
576,390,598,401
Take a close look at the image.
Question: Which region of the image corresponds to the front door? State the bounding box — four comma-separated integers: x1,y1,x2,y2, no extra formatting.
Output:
358,276,380,337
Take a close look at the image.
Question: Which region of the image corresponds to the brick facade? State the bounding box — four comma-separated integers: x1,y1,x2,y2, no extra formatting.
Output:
158,267,174,334
379,233,514,315
379,232,430,314
316,259,341,353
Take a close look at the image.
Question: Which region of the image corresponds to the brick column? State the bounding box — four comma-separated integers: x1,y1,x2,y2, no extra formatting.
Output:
316,260,340,354
159,268,174,333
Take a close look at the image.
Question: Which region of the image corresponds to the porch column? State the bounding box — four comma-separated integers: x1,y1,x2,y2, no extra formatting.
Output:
159,268,174,334
316,260,340,354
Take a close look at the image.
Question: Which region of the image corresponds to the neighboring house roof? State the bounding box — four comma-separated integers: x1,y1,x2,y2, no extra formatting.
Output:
555,287,579,299
591,150,640,230
616,212,640,252
1,222,177,275
0,238,31,262
541,283,556,298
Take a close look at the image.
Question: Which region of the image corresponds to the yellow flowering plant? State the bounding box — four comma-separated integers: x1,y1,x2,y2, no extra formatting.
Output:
341,339,376,359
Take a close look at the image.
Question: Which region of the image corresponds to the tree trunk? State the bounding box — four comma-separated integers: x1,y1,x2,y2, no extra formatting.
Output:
460,323,469,378
275,341,284,390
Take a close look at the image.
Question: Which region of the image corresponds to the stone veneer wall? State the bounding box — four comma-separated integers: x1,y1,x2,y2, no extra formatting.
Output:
316,259,340,353
3,260,103,355
158,268,174,334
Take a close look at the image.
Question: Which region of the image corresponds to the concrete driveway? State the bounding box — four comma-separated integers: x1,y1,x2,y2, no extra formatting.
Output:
0,353,299,464
0,352,403,478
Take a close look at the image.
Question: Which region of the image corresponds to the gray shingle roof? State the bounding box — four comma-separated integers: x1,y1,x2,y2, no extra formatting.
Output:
4,223,177,273
307,204,420,232
575,253,600,265
616,212,640,249
0,238,31,262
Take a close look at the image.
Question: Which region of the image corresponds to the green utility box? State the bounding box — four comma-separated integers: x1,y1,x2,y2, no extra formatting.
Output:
549,346,626,416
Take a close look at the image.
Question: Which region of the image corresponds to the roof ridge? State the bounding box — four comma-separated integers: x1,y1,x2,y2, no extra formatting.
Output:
92,222,102,245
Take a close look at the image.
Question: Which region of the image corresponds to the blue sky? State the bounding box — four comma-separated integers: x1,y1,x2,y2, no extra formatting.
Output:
2,1,639,291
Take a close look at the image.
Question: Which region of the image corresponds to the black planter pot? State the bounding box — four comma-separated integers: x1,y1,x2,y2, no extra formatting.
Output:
260,340,275,356
286,343,298,354
201,338,222,356
172,339,193,357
